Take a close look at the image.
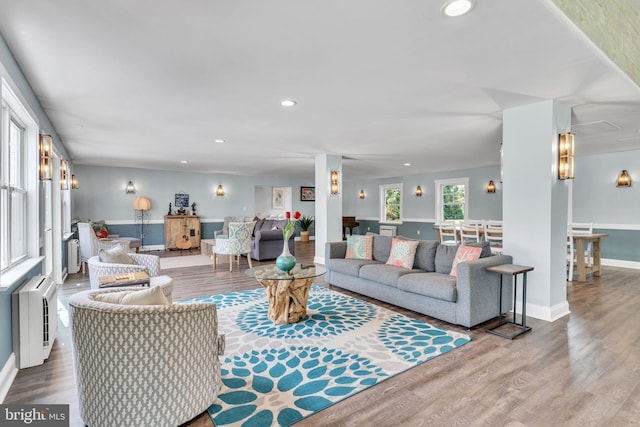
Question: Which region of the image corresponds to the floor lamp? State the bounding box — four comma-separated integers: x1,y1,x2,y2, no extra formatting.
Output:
134,196,151,249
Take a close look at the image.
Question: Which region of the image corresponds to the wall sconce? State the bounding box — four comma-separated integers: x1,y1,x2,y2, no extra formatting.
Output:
359,189,365,199
415,186,423,197
125,181,136,194
39,134,53,181
216,184,225,196
616,170,631,187
330,170,340,195
60,159,68,190
558,132,575,180
486,180,496,193
71,174,79,189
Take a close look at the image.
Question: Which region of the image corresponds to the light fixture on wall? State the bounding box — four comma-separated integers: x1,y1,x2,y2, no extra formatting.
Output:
486,180,496,193
216,184,225,196
616,170,631,187
125,181,136,194
39,134,53,181
415,186,423,197
359,189,365,199
330,170,340,195
558,132,575,180
60,159,68,190
71,174,79,189
133,196,152,249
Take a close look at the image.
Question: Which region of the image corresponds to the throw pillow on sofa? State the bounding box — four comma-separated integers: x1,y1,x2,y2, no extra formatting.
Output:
98,246,133,264
385,237,419,269
93,286,170,305
450,245,483,277
345,235,373,260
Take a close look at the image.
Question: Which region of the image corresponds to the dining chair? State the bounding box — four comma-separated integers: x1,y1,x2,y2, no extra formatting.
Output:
438,223,459,245
484,223,503,254
212,221,256,271
567,222,593,281
459,221,482,244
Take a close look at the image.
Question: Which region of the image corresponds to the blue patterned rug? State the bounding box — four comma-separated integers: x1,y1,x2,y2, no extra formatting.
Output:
181,284,471,427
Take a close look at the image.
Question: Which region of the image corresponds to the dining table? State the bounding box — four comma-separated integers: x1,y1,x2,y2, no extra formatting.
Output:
572,233,608,282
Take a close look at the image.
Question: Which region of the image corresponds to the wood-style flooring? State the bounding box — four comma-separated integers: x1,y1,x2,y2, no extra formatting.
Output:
4,242,640,426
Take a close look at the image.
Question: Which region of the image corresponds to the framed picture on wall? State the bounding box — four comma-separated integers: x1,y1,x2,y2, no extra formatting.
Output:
272,187,285,209
300,186,315,201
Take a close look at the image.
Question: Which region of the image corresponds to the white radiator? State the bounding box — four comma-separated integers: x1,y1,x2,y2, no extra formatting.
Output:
11,275,58,369
379,225,397,236
68,239,80,273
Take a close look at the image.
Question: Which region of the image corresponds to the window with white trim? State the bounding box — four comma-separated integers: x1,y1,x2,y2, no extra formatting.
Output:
379,183,403,223
435,178,468,224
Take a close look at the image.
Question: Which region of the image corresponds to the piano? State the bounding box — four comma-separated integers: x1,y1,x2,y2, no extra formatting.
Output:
342,216,359,240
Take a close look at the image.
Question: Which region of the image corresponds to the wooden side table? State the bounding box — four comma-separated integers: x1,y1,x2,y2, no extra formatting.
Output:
485,264,534,339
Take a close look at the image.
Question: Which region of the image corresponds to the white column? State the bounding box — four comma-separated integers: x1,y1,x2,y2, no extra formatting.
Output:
314,154,343,264
503,100,571,321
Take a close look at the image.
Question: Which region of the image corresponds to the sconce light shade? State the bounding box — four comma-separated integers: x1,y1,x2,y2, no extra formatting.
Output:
486,180,496,193
125,181,136,194
60,159,68,190
616,170,631,187
133,196,152,211
330,170,340,195
415,185,423,197
71,174,79,189
359,189,365,199
216,184,225,196
558,132,575,180
39,134,53,181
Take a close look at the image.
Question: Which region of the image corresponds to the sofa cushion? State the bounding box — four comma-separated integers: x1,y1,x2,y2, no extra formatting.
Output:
371,234,393,262
386,238,419,269
450,245,483,277
413,240,439,272
397,273,458,302
327,258,379,277
346,235,373,260
93,286,170,306
98,246,132,264
434,244,459,274
359,264,417,287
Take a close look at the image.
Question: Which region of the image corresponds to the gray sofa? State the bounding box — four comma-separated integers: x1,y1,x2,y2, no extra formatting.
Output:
215,216,296,261
325,235,513,328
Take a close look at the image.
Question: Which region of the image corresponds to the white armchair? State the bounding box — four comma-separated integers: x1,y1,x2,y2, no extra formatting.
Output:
69,287,225,427
87,253,173,300
213,221,256,271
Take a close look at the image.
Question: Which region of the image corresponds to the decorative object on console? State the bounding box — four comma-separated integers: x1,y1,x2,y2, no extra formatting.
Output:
486,180,496,193
330,170,340,195
39,134,53,181
125,180,136,194
276,211,300,272
558,132,575,180
415,185,423,197
71,174,79,189
616,170,631,187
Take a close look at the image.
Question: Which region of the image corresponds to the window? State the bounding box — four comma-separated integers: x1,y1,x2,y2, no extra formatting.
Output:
435,178,469,224
379,183,403,223
1,78,37,275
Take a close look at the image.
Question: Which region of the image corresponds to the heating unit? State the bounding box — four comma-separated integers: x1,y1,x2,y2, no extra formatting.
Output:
11,275,58,369
379,225,397,236
68,238,80,273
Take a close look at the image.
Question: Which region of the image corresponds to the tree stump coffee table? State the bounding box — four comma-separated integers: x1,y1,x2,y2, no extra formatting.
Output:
245,264,326,324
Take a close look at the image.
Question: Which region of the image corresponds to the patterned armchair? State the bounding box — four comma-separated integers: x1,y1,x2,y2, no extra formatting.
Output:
68,288,225,427
87,253,173,300
213,221,256,271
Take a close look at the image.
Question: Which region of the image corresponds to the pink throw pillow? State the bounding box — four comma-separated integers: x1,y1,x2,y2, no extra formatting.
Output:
450,245,483,277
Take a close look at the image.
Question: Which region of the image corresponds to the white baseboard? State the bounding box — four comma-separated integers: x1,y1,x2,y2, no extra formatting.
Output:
515,300,571,322
0,353,17,403
602,258,640,269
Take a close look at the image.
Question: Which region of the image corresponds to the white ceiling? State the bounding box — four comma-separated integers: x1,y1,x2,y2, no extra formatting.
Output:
1,0,639,181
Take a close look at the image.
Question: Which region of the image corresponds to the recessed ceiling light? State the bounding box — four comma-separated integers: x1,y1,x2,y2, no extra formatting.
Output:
404,163,411,166
442,0,475,17
215,139,225,143
180,160,188,164
280,99,297,107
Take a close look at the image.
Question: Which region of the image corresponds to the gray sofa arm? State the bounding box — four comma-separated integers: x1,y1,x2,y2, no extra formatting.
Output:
455,254,513,328
325,241,347,260
254,229,287,242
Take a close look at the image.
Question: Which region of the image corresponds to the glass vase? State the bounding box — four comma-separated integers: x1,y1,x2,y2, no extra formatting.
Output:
276,240,296,273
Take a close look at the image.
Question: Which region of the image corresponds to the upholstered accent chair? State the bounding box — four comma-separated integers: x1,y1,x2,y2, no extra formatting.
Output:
213,221,256,271
87,253,173,300
68,288,225,427
78,222,135,273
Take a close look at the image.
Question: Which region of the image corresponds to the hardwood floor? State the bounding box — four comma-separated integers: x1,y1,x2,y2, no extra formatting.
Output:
5,243,640,426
